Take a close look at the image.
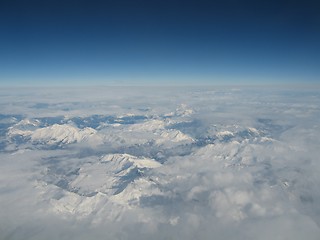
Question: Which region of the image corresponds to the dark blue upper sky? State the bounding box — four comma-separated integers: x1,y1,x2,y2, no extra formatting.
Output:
1,0,319,86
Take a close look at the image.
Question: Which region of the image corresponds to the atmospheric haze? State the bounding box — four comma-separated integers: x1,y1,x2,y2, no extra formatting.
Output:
0,86,320,240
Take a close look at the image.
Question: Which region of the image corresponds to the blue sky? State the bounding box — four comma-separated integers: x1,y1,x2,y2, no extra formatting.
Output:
0,0,319,86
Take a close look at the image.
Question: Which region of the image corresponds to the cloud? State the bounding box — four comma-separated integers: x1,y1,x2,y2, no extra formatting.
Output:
0,86,320,239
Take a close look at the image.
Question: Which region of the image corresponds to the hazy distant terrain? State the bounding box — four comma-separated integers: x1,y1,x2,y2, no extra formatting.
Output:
1,86,320,240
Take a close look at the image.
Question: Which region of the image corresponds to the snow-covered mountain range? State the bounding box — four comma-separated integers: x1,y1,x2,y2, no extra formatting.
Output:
1,87,320,240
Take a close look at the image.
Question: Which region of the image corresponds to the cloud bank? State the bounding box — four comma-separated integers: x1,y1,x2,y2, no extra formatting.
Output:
0,86,320,239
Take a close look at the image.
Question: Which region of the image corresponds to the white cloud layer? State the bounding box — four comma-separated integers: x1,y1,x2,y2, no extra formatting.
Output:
0,86,320,239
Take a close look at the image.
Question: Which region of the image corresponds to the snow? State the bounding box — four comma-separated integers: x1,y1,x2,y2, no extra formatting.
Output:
31,124,97,144
7,118,41,137
8,122,100,145
216,130,234,137
101,154,161,169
